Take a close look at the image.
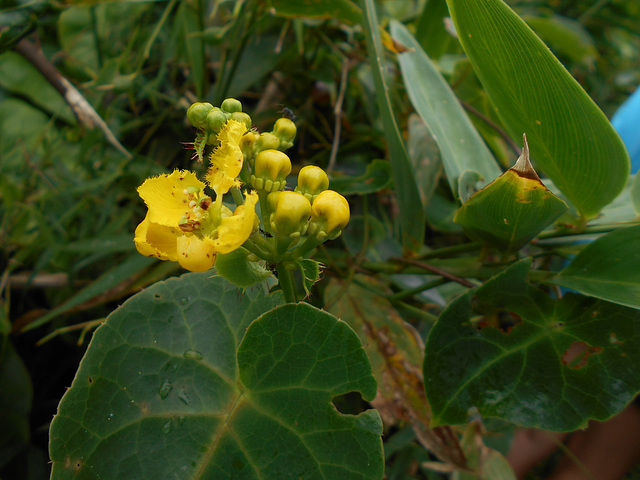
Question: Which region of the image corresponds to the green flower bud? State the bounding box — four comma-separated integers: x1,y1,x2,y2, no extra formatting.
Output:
221,98,242,113
295,166,329,202
250,150,292,192
230,111,252,131
272,117,297,150
255,132,281,153
269,191,311,238
206,108,228,133
187,102,213,130
308,190,350,241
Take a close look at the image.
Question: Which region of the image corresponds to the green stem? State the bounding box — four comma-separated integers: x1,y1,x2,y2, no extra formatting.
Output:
419,242,480,260
230,186,244,206
258,190,272,233
276,235,294,257
276,263,298,303
249,231,275,256
242,238,272,261
391,300,438,324
387,278,448,301
290,235,323,259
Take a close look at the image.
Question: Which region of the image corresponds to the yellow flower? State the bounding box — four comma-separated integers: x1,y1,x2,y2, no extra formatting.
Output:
205,119,247,197
135,130,258,272
212,192,259,253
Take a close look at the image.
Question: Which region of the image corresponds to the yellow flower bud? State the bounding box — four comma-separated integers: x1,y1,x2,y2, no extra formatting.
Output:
256,132,280,153
270,191,311,238
309,190,350,240
272,117,296,150
266,191,282,212
251,149,292,192
295,166,329,202
221,98,242,113
187,102,213,130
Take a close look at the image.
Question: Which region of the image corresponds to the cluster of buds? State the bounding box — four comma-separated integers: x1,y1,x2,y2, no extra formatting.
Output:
136,97,350,298
187,99,252,163
187,99,350,257
247,146,349,254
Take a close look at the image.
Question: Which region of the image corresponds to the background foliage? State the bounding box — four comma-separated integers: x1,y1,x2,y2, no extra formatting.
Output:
1,0,640,478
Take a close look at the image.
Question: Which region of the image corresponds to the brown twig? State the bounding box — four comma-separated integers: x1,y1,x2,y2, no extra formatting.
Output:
460,100,521,156
14,37,132,158
393,257,476,288
327,57,355,172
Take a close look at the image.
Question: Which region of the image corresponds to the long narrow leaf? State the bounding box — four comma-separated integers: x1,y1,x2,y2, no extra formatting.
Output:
361,0,426,253
391,21,502,199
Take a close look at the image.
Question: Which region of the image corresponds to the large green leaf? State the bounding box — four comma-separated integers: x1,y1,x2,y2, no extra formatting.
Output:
552,225,640,310
391,21,502,199
361,0,426,253
424,259,640,431
446,0,629,218
49,273,383,479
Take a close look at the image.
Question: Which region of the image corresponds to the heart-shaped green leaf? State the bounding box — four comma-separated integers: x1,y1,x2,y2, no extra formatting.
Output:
552,225,640,310
49,273,383,479
445,0,629,218
454,136,567,252
425,259,640,431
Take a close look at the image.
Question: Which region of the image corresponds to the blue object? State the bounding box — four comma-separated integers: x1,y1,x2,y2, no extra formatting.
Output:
611,86,640,174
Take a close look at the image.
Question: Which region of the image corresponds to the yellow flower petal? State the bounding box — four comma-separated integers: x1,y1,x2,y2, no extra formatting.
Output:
138,170,205,227
205,120,247,196
176,235,217,272
134,214,179,261
212,192,258,254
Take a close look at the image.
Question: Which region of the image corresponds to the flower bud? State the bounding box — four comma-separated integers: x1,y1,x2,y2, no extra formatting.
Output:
239,131,260,166
251,149,292,192
295,166,329,202
255,132,281,153
308,190,350,241
187,102,214,130
206,108,228,133
230,111,252,131
266,191,282,212
221,98,242,113
272,117,296,150
270,191,311,238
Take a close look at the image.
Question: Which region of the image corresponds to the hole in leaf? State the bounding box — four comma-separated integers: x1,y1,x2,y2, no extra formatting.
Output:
154,293,162,300
470,298,522,333
88,376,93,384
609,333,623,345
332,391,369,415
562,341,603,369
